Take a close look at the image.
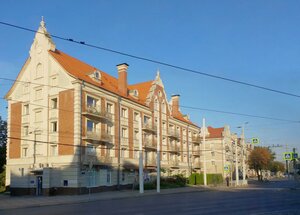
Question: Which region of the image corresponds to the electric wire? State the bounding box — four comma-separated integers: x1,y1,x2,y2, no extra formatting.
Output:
1,21,300,98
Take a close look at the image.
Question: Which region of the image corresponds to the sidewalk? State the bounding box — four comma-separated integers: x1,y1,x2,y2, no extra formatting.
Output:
0,186,211,210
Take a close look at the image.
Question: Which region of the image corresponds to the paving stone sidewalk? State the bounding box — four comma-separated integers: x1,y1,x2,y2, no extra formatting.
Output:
0,186,211,210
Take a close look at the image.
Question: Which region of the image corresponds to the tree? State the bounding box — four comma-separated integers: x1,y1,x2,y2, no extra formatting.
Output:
0,116,7,172
269,161,285,174
248,147,273,181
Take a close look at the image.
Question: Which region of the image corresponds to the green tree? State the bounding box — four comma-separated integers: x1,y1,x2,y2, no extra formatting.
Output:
0,116,7,172
269,161,285,174
248,147,273,181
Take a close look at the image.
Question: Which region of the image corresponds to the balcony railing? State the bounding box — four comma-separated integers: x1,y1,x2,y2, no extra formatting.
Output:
82,105,112,122
142,122,157,134
170,160,179,168
191,135,201,144
168,145,180,154
143,138,157,151
167,130,180,140
83,131,113,145
146,158,156,167
99,155,112,164
192,150,200,156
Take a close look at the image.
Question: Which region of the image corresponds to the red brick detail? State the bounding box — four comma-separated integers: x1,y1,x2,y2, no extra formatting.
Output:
58,89,74,155
9,102,21,158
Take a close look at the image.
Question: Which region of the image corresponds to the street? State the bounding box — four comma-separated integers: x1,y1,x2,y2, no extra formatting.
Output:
1,179,300,215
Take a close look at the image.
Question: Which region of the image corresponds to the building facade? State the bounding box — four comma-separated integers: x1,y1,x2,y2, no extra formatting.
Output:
5,20,204,195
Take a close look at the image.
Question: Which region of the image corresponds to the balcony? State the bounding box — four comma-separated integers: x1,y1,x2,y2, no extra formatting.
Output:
144,138,157,151
191,135,201,145
170,160,179,169
142,122,157,134
99,155,113,165
145,158,156,167
82,105,112,123
167,130,180,140
168,145,180,154
83,131,113,145
192,150,200,157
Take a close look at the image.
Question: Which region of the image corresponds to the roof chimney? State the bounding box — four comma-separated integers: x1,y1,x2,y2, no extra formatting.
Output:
171,94,180,116
117,63,129,96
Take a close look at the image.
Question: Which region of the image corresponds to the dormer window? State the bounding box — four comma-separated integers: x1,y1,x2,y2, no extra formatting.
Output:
89,70,101,82
129,89,139,98
94,71,100,80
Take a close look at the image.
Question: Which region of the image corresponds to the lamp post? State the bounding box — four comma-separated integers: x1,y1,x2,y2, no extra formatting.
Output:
238,122,248,186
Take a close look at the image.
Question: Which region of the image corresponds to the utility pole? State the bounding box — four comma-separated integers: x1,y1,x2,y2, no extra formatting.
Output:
156,104,161,193
235,137,239,186
117,97,121,190
138,115,144,193
242,125,246,185
286,144,289,179
202,118,207,186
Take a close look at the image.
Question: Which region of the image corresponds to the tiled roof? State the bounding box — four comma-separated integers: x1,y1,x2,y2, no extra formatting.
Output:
128,81,153,104
49,49,147,105
207,126,224,138
49,49,196,126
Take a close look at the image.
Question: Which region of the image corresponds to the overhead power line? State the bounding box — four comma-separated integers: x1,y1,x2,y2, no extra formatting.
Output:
1,21,300,98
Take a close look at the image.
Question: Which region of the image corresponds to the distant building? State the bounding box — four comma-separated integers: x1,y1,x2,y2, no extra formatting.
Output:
5,19,202,195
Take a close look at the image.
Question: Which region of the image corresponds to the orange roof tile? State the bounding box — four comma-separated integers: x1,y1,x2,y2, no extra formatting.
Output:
49,49,197,126
49,49,146,105
207,126,224,138
128,81,153,104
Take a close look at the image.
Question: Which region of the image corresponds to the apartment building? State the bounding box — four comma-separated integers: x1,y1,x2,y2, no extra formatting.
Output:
5,19,202,195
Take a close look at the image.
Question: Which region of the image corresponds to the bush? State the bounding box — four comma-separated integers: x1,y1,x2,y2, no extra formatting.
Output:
136,174,187,190
188,173,223,185
0,169,5,192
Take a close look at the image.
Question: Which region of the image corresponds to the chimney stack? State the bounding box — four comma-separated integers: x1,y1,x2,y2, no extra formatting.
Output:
117,63,129,96
171,94,180,116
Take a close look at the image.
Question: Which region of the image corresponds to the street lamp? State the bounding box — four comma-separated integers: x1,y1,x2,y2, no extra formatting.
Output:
237,122,249,186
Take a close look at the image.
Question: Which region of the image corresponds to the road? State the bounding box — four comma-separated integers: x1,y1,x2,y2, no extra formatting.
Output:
2,179,300,215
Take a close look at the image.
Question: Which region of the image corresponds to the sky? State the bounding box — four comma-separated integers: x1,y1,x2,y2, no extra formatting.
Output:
0,0,300,160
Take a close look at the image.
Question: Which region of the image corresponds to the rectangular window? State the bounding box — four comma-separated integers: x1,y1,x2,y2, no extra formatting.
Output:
23,126,29,136
51,121,58,132
162,137,166,145
211,151,215,156
51,76,58,87
212,161,215,165
134,150,139,159
106,171,111,184
133,112,139,121
23,104,29,115
50,144,58,156
22,147,28,158
87,120,97,132
121,108,128,118
35,111,42,122
86,144,96,155
134,130,139,140
106,103,113,114
35,89,42,100
106,125,112,135
121,127,128,138
87,96,97,107
51,98,58,109
144,116,150,124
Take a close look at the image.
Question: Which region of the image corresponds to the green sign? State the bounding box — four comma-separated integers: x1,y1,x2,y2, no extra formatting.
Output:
224,165,230,173
283,152,293,161
251,138,259,144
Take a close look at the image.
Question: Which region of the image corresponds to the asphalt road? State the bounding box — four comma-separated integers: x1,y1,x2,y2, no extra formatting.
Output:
2,179,300,215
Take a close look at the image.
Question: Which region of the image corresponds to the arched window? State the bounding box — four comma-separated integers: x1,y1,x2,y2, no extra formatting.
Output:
36,63,43,78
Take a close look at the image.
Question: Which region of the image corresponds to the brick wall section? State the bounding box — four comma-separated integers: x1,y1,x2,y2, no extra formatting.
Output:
128,108,133,158
9,102,21,158
59,89,74,155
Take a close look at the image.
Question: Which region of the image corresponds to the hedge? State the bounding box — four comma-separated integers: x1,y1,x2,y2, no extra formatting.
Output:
188,173,223,185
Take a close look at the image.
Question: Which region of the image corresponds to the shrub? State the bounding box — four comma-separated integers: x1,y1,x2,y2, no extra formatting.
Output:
188,173,223,185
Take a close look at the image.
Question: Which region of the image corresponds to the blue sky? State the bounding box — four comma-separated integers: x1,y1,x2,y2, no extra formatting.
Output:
0,0,300,159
